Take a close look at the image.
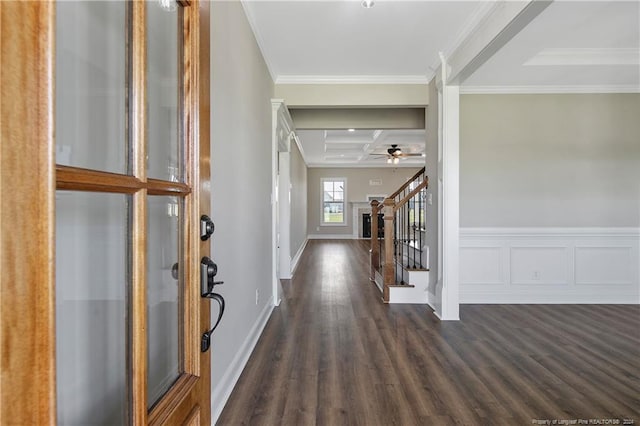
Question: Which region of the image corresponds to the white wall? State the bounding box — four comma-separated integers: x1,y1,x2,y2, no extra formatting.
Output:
290,140,308,266
210,2,275,422
459,94,640,304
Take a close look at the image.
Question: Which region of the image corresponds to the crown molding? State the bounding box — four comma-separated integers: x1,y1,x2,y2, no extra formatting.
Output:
524,48,640,67
442,1,503,62
275,75,429,85
240,1,277,83
427,1,499,78
460,85,640,94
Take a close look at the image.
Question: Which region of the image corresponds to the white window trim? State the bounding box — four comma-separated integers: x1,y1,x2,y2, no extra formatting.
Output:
320,177,347,226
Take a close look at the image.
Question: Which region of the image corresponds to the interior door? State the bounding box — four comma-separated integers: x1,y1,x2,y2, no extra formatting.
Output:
0,1,211,424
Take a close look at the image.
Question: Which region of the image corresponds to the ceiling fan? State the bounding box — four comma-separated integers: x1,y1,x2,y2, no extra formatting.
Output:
372,144,423,164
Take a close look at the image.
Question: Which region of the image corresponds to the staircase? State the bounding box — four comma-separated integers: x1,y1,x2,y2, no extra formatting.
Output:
370,167,429,303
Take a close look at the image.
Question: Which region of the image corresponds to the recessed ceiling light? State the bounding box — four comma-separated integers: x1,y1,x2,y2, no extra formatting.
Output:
348,128,355,132
362,0,374,8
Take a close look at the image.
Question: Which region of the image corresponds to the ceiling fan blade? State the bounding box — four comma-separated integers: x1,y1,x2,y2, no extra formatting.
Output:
398,153,423,157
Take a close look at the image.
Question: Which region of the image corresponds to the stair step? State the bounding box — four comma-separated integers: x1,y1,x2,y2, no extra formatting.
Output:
388,283,415,288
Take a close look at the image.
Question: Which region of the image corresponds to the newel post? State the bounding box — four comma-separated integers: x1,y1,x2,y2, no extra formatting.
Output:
370,200,380,282
382,198,395,303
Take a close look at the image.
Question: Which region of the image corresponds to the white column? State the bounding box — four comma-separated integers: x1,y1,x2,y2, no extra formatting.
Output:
433,55,460,321
278,152,291,279
440,83,460,320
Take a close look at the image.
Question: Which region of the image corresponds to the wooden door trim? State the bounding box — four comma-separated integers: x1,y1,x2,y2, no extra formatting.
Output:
130,0,148,423
196,0,212,424
0,1,56,424
56,166,192,196
56,165,142,193
148,374,198,425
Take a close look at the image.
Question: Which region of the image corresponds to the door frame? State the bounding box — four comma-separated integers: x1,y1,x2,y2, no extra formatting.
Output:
0,1,212,423
1,2,56,423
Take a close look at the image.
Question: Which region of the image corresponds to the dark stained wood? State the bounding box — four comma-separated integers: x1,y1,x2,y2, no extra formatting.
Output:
393,177,428,213
382,199,395,301
387,166,425,200
218,240,640,425
1,2,56,424
369,200,380,281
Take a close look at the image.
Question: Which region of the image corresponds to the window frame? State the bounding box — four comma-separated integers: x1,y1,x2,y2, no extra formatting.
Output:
320,177,347,226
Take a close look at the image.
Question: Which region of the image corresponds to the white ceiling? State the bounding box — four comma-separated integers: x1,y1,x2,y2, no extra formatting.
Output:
243,0,639,166
296,129,426,167
242,0,486,82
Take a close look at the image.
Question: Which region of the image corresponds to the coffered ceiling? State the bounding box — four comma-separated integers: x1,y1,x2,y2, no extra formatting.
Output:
296,129,426,168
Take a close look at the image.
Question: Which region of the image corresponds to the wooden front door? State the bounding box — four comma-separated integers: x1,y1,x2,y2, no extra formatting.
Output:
1,1,211,424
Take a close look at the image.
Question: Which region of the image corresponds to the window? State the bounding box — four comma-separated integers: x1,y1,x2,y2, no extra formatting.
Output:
321,178,346,225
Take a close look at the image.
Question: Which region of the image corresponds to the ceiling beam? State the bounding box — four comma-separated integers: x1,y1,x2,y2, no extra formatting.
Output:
445,0,553,85
275,84,428,108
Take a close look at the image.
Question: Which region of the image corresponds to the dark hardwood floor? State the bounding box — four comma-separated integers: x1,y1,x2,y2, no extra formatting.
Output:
217,240,640,425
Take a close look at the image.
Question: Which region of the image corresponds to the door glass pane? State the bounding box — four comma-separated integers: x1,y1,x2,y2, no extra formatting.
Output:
56,192,129,425
147,0,182,182
56,1,128,174
147,196,182,407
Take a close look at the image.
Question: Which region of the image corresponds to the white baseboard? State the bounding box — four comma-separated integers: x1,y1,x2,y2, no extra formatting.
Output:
290,238,308,276
308,234,357,240
426,291,437,311
211,297,274,425
460,227,640,304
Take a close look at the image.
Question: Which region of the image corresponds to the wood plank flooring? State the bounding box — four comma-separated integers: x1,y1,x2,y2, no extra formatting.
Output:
217,240,640,425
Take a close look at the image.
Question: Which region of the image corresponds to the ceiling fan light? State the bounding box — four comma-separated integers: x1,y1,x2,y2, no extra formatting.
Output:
393,157,399,165
362,0,375,8
386,158,392,164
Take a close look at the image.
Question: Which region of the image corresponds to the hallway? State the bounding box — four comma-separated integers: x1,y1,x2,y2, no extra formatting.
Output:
218,240,640,425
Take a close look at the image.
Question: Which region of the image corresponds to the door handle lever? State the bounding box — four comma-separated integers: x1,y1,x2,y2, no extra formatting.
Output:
201,292,225,352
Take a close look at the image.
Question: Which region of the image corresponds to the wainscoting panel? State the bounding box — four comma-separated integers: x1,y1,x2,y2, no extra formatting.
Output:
510,246,569,286
460,228,640,304
460,247,504,286
574,246,633,286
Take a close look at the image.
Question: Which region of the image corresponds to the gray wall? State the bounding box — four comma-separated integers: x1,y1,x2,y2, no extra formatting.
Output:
275,83,428,107
210,1,274,419
460,94,640,227
308,167,421,236
425,79,440,300
290,141,308,257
